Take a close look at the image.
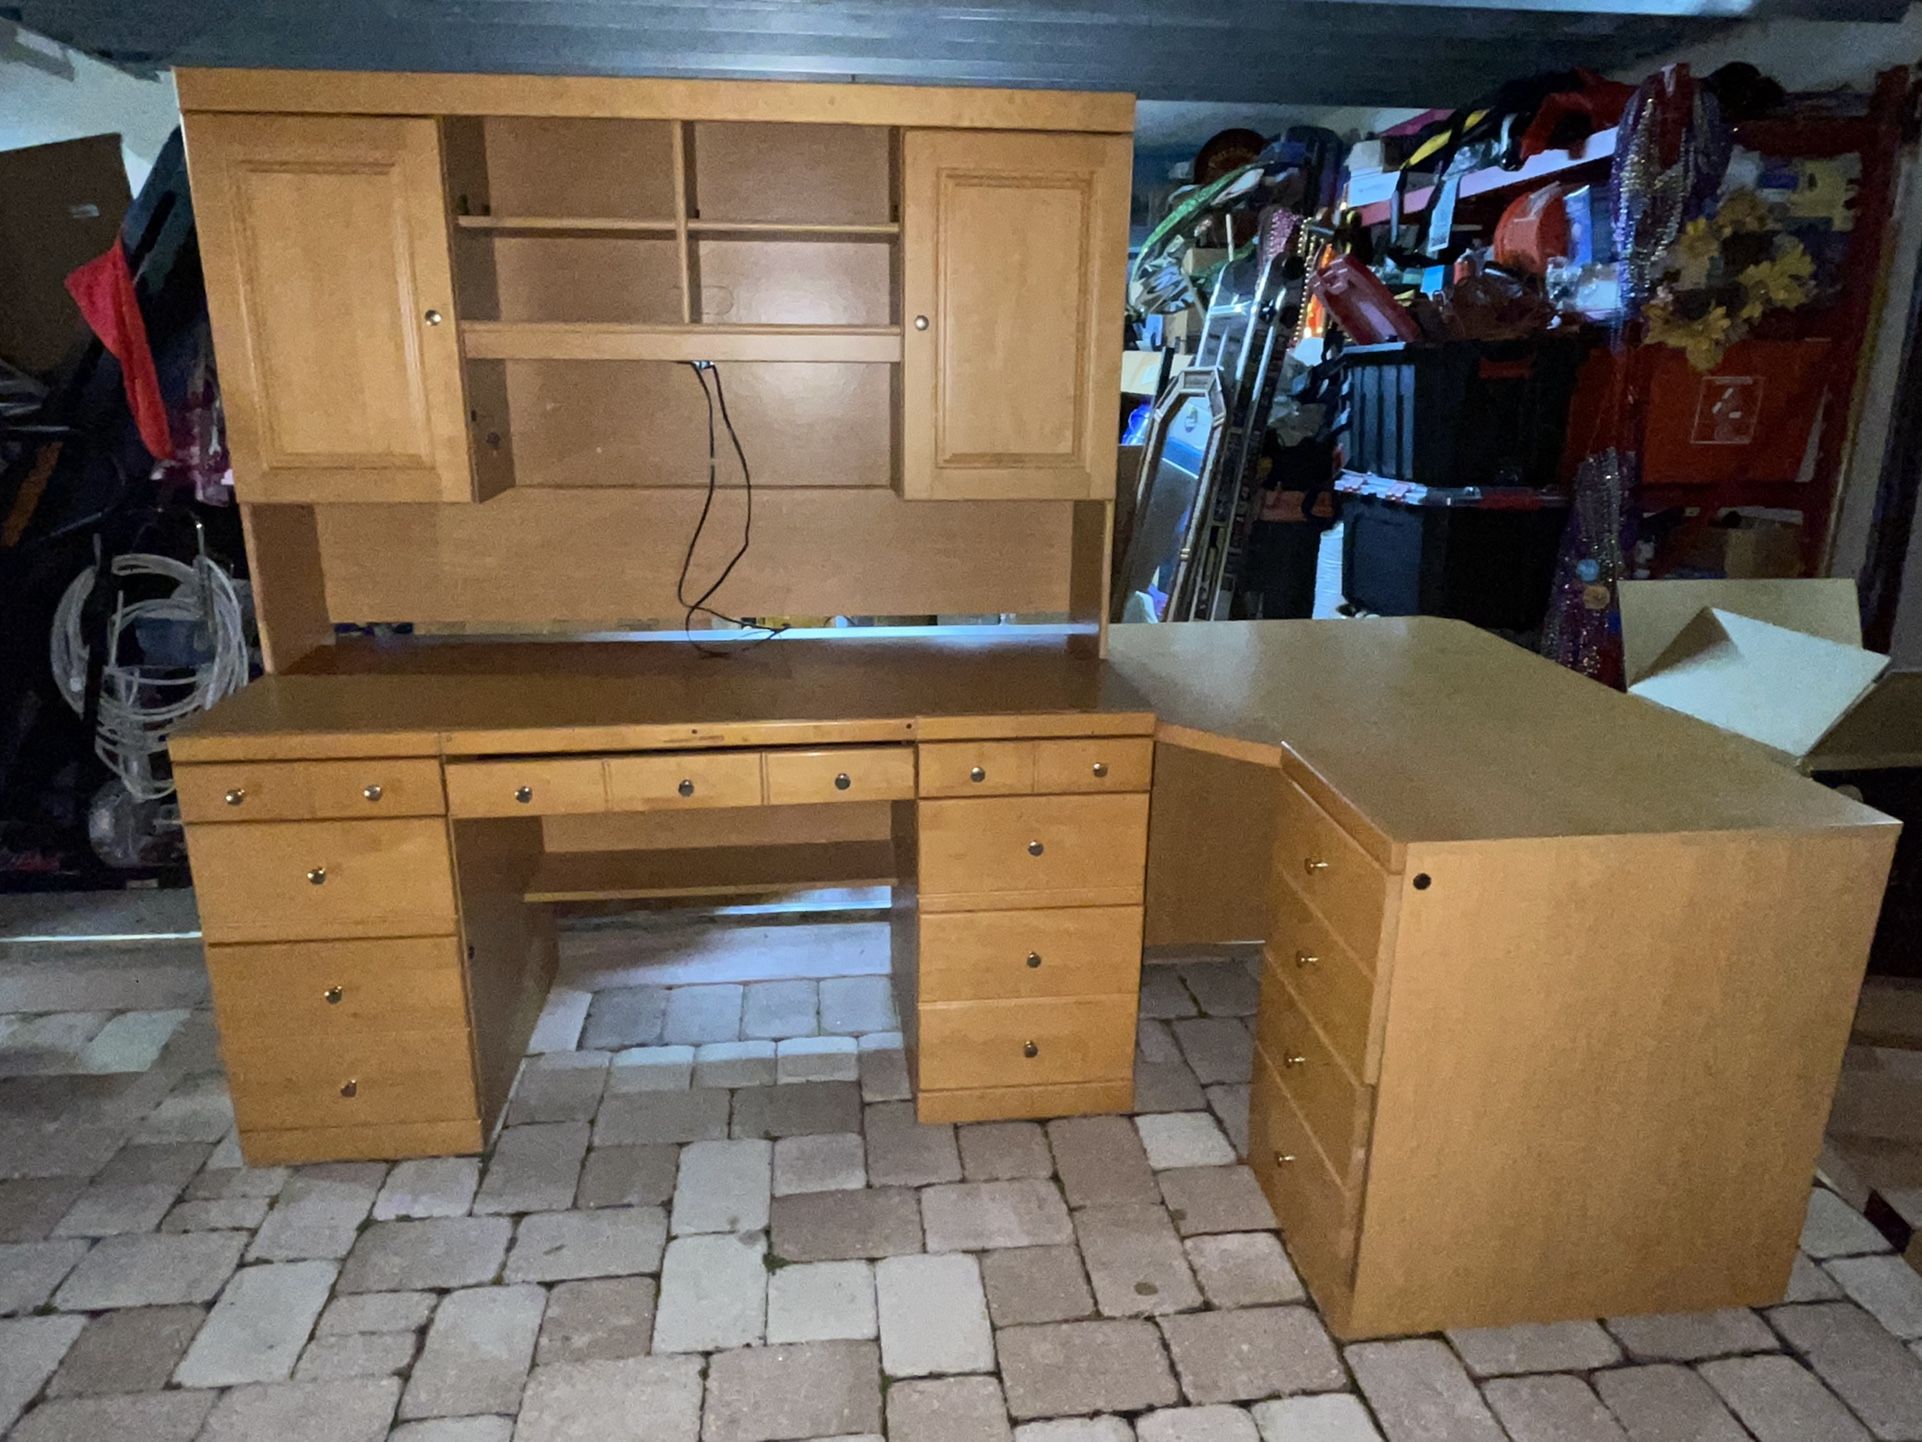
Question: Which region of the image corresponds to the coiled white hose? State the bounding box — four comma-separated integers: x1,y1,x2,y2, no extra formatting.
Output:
50,552,248,801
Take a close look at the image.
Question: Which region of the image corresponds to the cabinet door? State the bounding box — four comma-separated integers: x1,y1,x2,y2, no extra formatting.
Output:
900,129,1130,501
187,113,474,503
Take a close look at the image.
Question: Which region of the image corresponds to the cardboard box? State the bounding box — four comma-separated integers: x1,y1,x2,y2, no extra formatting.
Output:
1620,578,1888,770
1671,518,1804,579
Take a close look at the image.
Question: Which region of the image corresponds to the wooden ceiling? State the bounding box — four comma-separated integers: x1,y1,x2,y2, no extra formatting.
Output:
7,0,1909,105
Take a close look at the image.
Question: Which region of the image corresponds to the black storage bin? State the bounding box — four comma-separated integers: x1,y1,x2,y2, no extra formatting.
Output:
1339,478,1567,632
1342,337,1586,489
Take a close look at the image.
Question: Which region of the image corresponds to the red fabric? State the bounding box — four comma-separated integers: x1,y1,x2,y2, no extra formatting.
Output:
65,242,173,460
1518,70,1634,162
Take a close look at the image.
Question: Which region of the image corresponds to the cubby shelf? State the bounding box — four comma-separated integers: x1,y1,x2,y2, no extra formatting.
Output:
687,219,900,240
461,321,904,363
455,215,899,241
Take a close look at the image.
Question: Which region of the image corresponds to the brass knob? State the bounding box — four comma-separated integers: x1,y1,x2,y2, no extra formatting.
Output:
223,787,245,807
1295,951,1318,970
514,785,533,804
913,315,930,331
323,985,344,1005
362,784,383,802
1023,1041,1039,1058
339,1078,358,1098
834,773,851,791
307,867,327,886
1276,1152,1297,1166
969,766,986,783
678,778,695,797
1026,951,1042,969
1283,1053,1307,1069
1092,761,1108,778
1027,840,1044,857
1304,857,1330,875
424,308,444,326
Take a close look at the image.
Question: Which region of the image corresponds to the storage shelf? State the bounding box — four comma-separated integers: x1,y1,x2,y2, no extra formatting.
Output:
524,841,898,903
1350,127,1617,227
461,321,904,363
687,219,899,240
456,215,678,236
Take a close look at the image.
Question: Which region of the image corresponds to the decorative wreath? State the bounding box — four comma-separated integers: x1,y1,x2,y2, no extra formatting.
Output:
1641,188,1816,371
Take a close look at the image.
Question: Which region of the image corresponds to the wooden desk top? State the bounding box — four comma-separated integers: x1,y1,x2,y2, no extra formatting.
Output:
1107,618,1893,847
170,635,1155,762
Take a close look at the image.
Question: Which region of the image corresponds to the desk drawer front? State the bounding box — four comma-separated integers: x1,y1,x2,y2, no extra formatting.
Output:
918,995,1135,1090
918,795,1149,906
1276,777,1389,961
919,741,1034,797
1268,883,1379,1083
606,752,764,810
765,747,915,806
446,758,607,817
1254,965,1373,1175
1250,1047,1359,1288
224,1029,478,1134
920,906,1142,1002
178,759,444,823
188,819,457,944
207,937,468,1037
1032,738,1153,794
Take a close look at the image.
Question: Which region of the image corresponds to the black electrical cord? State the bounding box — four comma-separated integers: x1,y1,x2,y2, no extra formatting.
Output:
675,361,787,656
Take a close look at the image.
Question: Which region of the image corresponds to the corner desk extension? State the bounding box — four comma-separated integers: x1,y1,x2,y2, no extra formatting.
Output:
171,619,1897,1341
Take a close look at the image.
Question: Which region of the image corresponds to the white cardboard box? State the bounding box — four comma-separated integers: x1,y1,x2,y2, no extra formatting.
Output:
1620,578,1889,770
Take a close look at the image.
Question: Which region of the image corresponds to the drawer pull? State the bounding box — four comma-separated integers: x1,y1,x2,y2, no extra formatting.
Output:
1283,1052,1307,1069
1027,840,1045,857
339,1078,359,1098
224,787,246,807
1092,761,1108,778
1295,951,1319,970
323,985,343,1005
362,784,384,803
835,772,852,791
306,867,327,886
1023,1041,1039,1058
514,785,533,804
1275,1151,1297,1166
1304,857,1330,875
1026,951,1043,969
678,778,696,798
969,766,986,783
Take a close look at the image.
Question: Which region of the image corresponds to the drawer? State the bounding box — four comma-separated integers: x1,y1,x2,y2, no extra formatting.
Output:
1033,738,1154,794
1250,1048,1359,1288
177,759,444,823
606,752,764,810
765,747,915,805
224,1029,479,1134
445,758,606,817
918,741,1034,798
1268,883,1380,1082
918,794,1149,908
1253,964,1374,1174
920,906,1142,1002
206,937,469,1038
917,994,1135,1090
1276,777,1389,962
187,819,457,944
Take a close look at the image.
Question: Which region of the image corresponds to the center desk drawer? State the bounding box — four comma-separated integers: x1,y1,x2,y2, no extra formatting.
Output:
446,758,606,817
765,747,914,805
1254,964,1374,1176
187,819,457,944
606,752,764,810
178,759,445,823
1276,777,1390,962
918,795,1149,908
921,907,1143,1001
223,1029,478,1134
206,937,468,1037
918,995,1135,1090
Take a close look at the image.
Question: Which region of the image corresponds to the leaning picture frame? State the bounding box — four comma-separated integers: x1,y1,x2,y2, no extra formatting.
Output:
1112,366,1228,622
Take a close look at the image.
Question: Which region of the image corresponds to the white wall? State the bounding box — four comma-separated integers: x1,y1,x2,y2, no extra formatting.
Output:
0,23,179,192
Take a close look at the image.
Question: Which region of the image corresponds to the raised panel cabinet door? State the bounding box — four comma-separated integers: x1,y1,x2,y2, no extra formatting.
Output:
900,129,1131,500
186,113,474,503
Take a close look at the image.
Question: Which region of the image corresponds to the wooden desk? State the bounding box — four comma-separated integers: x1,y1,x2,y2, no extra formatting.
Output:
1108,618,1898,1337
173,620,1898,1339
